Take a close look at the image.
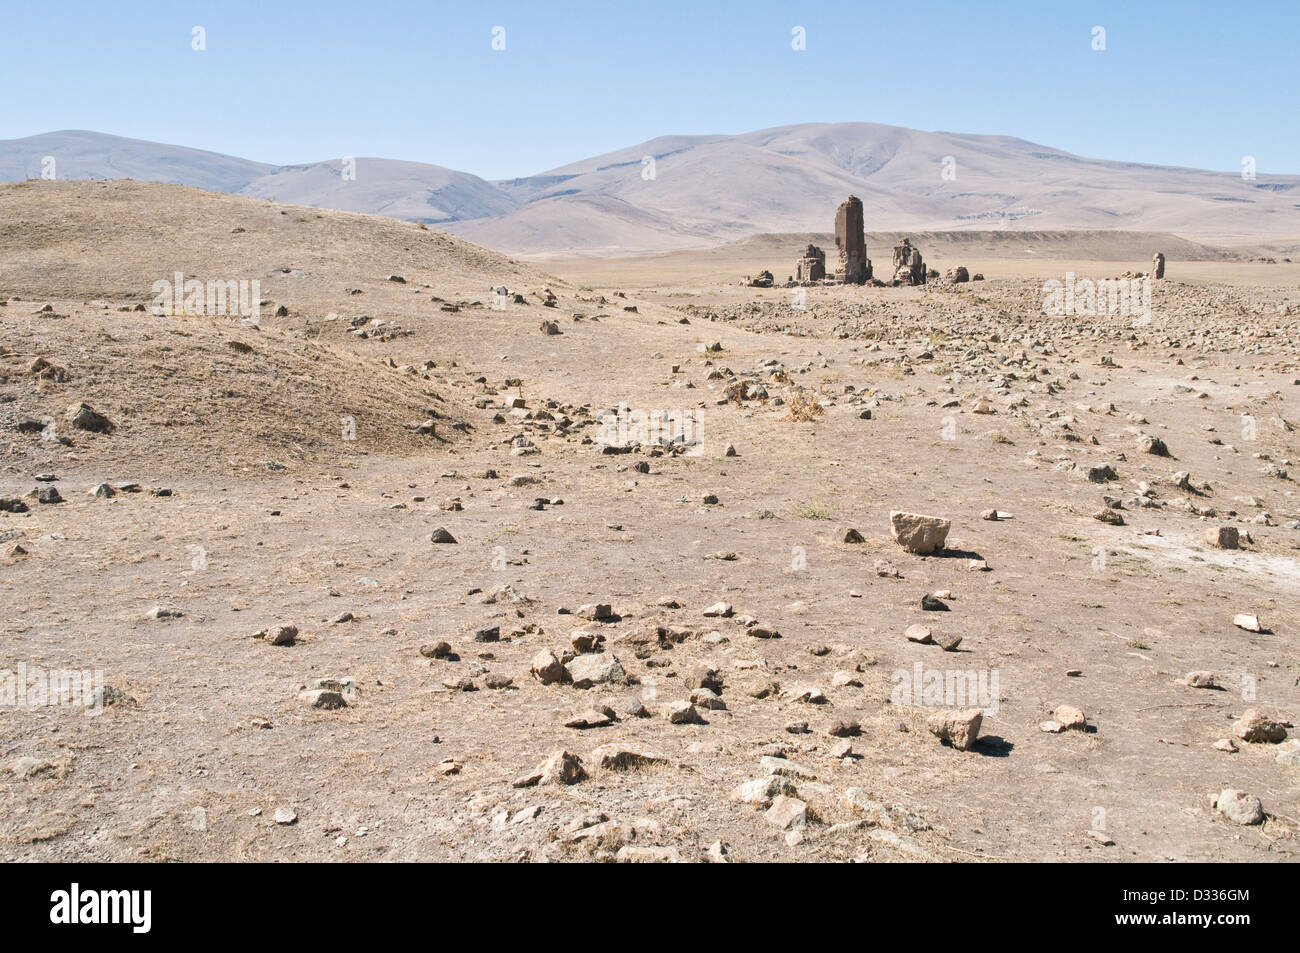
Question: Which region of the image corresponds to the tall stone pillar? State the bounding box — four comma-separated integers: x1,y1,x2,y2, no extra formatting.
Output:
835,196,869,284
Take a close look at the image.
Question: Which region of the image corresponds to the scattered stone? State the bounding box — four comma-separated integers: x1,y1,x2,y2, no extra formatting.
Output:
67,402,114,434
1233,708,1286,743
513,750,587,787
905,624,933,644
1232,613,1262,632
257,624,298,646
565,653,626,688
590,745,668,771
765,794,808,830
685,664,723,693
429,528,457,544
1203,526,1239,549
1212,789,1263,825
731,775,796,805
927,709,982,750
577,603,613,621
1138,434,1170,456
93,685,137,709
664,701,704,724
298,689,346,709
565,708,615,729
530,649,568,685
616,845,680,863
1054,705,1088,730
889,511,950,554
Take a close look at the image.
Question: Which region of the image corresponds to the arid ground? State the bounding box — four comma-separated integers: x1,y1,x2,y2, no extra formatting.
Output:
1,180,1298,862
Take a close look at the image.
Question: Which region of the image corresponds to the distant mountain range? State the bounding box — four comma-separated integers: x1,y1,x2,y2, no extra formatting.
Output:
4,126,1297,255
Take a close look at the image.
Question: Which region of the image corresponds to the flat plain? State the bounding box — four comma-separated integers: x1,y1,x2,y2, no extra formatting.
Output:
1,180,1298,862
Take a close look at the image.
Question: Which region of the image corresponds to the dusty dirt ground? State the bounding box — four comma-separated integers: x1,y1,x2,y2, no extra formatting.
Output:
1,181,1298,862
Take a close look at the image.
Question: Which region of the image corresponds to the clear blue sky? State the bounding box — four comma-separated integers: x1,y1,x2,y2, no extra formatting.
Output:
4,0,1295,179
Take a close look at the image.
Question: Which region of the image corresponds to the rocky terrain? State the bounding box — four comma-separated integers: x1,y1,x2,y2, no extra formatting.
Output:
1,180,1298,862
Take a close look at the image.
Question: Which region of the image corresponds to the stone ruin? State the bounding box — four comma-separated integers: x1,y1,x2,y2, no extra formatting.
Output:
795,244,826,282
834,196,871,284
777,199,981,290
1120,252,1167,281
892,237,926,285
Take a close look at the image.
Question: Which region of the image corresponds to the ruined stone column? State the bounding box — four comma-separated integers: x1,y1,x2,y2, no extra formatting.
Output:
1151,252,1165,279
891,237,925,285
835,196,869,284
795,243,826,282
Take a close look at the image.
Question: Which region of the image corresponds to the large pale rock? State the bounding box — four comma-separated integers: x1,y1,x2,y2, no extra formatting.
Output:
731,775,796,805
1212,789,1263,825
565,653,626,689
889,511,950,554
765,794,808,830
1053,705,1088,730
927,708,983,750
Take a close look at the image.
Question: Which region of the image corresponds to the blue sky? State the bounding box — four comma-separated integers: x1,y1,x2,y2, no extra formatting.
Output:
3,0,1295,179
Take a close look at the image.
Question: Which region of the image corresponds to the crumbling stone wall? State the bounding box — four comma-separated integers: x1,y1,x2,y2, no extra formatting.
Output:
892,237,926,285
795,243,826,282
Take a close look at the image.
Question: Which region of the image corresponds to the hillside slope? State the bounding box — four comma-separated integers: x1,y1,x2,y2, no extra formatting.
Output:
0,180,551,468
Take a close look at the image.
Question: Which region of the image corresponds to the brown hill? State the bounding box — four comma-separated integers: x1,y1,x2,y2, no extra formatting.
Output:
0,180,551,471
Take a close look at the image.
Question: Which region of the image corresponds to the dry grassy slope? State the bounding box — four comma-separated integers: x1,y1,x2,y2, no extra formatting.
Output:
0,180,561,470
0,179,539,301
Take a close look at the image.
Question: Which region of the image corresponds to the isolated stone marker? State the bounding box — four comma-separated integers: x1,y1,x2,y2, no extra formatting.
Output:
1151,252,1165,279
795,243,826,282
834,196,871,284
